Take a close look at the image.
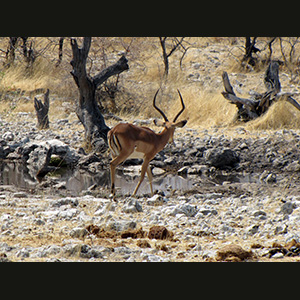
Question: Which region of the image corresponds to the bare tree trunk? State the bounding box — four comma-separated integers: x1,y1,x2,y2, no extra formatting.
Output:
242,37,260,67
34,89,50,129
20,37,36,68
5,37,19,67
159,37,169,77
70,37,129,152
56,37,64,67
159,37,185,78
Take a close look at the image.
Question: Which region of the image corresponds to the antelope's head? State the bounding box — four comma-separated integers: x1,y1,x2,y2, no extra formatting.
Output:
153,89,187,144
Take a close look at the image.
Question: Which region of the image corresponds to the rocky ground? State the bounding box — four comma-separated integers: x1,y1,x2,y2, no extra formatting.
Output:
1,111,300,262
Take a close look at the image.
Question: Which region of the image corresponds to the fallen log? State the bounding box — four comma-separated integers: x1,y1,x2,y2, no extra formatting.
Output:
221,61,300,122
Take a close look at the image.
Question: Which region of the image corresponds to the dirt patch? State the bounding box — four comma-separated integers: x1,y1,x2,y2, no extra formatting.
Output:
216,244,254,262
148,226,174,240
85,224,147,239
136,240,151,248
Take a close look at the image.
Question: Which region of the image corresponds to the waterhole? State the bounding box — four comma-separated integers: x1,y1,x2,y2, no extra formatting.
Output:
0,161,194,195
0,161,260,196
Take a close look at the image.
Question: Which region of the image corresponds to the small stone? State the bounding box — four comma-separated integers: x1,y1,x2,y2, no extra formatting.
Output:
13,192,28,198
253,210,267,217
16,248,30,258
69,227,89,239
58,208,78,220
265,173,277,183
177,166,189,175
164,157,176,165
136,240,151,248
2,132,14,142
152,167,165,176
187,165,206,175
274,224,288,235
51,197,78,207
122,199,143,213
172,204,198,217
34,218,45,225
107,220,136,232
247,225,260,235
146,194,164,206
280,202,295,215
283,161,300,172
272,252,284,259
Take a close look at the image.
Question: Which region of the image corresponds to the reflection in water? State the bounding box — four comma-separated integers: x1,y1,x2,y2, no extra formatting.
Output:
0,161,194,195
61,168,194,195
0,161,259,196
0,161,37,190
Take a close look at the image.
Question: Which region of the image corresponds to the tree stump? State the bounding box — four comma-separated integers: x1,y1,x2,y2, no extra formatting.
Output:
34,88,50,129
221,61,300,122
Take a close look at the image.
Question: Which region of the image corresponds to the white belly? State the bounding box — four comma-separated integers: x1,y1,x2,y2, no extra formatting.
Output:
128,150,145,159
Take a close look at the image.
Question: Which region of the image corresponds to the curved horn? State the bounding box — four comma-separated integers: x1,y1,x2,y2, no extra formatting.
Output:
153,89,169,122
173,89,185,122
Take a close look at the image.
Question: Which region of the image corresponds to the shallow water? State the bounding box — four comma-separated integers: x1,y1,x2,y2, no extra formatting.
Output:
0,161,195,195
0,161,260,196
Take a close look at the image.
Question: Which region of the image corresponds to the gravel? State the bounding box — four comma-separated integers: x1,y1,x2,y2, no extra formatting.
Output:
1,113,300,262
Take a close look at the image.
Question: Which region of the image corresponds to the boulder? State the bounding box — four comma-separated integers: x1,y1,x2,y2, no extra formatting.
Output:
204,148,240,169
18,139,80,178
27,142,52,178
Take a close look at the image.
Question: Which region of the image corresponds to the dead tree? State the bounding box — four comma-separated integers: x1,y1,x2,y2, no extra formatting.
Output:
5,37,36,68
5,37,18,67
221,61,300,122
159,37,185,77
242,37,260,67
70,37,129,151
56,37,65,67
34,89,50,129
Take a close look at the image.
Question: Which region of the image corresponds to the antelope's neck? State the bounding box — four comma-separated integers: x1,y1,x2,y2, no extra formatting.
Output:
156,128,173,149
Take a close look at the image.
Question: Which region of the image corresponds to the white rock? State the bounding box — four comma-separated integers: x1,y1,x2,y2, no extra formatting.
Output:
272,252,284,259
152,167,165,176
146,194,164,206
171,204,198,217
58,208,78,220
2,131,14,141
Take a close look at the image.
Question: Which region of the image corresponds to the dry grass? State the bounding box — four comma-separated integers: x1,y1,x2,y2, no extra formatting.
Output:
1,37,300,132
246,101,300,130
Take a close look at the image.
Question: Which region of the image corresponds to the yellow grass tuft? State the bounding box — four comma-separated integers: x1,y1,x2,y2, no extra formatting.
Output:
245,100,300,130
168,88,237,128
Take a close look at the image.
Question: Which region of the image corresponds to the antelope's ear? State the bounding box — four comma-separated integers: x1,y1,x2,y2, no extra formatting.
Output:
153,119,166,127
173,120,187,128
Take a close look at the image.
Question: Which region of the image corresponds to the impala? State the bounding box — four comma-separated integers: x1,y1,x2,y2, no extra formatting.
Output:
108,89,187,200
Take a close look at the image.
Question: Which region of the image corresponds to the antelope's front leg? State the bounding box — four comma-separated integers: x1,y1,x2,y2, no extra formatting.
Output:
132,158,150,197
110,162,116,201
146,166,153,196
